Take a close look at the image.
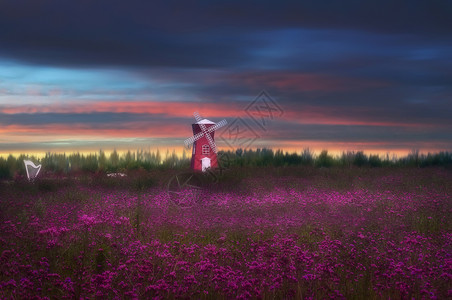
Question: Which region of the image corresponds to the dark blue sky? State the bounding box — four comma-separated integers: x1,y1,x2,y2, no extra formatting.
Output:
0,0,451,156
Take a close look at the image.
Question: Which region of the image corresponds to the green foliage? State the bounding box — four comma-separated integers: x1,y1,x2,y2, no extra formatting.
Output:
315,150,335,168
300,148,314,166
37,179,60,192
0,157,11,180
368,154,382,167
41,153,68,174
87,170,157,191
95,248,107,274
130,171,157,192
1,149,452,180
353,151,368,167
81,154,98,173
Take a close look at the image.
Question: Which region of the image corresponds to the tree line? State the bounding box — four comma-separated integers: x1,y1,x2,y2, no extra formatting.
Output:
224,148,452,168
0,148,451,180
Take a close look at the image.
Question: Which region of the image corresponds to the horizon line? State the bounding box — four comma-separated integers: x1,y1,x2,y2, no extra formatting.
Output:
1,147,450,160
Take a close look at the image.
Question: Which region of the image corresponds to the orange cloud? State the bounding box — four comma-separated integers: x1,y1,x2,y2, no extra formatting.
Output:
1,100,445,132
282,106,434,128
0,123,189,138
0,101,243,118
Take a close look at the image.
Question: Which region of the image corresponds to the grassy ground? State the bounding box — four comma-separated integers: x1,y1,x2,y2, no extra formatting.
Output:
0,167,451,299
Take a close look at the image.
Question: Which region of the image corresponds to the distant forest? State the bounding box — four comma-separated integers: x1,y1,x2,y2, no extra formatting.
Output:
1,148,451,179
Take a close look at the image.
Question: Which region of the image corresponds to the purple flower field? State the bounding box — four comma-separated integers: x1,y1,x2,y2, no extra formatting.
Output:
1,167,451,299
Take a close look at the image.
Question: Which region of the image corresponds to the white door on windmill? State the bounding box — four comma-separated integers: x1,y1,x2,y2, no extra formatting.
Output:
201,157,211,172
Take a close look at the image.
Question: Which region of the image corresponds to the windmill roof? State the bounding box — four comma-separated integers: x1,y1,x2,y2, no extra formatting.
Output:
195,118,215,124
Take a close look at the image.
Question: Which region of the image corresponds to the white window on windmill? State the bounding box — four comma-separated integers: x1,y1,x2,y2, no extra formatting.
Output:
202,144,210,155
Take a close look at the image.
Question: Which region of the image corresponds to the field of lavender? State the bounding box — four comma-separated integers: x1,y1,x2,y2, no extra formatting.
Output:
0,167,451,299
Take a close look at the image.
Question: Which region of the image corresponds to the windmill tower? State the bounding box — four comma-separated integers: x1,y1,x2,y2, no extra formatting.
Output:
184,112,227,172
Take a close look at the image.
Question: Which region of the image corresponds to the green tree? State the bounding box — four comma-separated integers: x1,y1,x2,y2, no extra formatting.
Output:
368,154,382,167
316,150,334,168
98,150,107,171
353,151,368,167
0,157,11,179
110,149,119,170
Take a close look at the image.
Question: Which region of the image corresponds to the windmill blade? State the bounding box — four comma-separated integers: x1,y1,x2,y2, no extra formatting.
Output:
208,119,227,132
193,111,203,123
192,131,206,141
194,112,211,135
204,132,217,153
198,124,209,142
198,121,208,133
185,112,223,154
184,131,207,147
184,137,196,147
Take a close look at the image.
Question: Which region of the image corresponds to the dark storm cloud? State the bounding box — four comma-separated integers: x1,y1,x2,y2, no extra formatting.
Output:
0,0,451,68
0,1,255,68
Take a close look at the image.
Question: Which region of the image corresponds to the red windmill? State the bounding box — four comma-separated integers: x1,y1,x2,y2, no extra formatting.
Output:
184,112,227,172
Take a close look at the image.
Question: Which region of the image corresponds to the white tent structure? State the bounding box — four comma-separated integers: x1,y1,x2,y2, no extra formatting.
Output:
23,159,42,182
